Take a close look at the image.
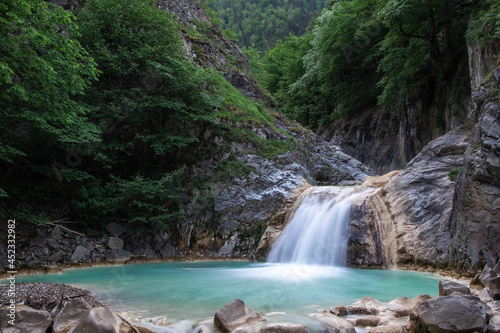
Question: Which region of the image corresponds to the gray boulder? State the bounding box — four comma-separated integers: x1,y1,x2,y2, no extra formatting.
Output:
105,237,124,250
67,307,122,333
0,304,51,333
214,299,265,333
489,277,500,300
52,299,91,333
310,313,356,333
438,279,471,296
70,246,91,262
409,295,487,333
48,250,66,263
106,223,126,237
31,237,47,247
51,226,62,240
46,238,60,250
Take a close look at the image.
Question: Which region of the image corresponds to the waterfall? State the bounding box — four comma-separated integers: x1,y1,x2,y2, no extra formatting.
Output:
267,186,368,267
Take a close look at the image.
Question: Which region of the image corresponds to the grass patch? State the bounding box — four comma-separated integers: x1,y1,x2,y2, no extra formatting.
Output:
448,167,462,181
212,73,275,128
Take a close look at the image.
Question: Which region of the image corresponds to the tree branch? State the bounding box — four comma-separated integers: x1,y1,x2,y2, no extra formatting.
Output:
398,24,430,41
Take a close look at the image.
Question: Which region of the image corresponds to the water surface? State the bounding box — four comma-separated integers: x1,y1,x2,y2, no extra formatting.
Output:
17,261,439,330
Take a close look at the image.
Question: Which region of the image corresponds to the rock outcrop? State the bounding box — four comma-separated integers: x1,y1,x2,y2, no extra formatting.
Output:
346,36,500,272
0,305,51,333
214,299,266,332
347,129,468,268
409,295,488,333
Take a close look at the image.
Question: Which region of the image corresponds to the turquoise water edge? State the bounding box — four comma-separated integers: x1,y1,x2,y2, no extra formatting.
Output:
15,261,440,330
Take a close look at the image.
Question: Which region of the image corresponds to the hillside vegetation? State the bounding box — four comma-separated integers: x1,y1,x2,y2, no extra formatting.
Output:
0,0,292,235
256,0,500,129
209,0,328,52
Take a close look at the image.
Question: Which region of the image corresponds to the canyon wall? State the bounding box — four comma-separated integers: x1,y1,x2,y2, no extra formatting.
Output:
346,39,500,275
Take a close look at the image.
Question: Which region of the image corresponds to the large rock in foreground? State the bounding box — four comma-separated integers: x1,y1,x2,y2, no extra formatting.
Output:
409,295,487,333
0,304,51,333
67,307,122,333
214,299,265,332
52,299,91,333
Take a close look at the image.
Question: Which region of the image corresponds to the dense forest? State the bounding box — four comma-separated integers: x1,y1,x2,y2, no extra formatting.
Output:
1,0,499,239
209,0,328,51
253,0,500,129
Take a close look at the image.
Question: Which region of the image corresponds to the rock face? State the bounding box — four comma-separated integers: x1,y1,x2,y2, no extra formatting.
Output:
409,295,487,333
344,38,500,273
347,130,468,268
214,299,266,333
449,95,500,272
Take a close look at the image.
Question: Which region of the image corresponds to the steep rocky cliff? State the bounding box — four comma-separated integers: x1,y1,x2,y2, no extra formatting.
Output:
346,39,500,275
318,57,471,174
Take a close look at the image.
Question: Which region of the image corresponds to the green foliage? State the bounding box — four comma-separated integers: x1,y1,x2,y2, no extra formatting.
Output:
210,0,329,52
0,0,100,223
0,0,99,169
73,170,184,233
467,0,500,45
213,73,274,127
259,0,477,129
77,0,219,172
448,167,462,181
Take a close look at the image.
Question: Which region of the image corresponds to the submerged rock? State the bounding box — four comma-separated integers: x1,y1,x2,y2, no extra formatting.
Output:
355,316,380,327
260,323,309,333
310,312,356,333
214,299,265,333
368,324,408,333
409,295,487,333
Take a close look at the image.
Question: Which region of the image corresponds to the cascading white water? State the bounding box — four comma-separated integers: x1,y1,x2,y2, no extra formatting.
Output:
267,186,368,267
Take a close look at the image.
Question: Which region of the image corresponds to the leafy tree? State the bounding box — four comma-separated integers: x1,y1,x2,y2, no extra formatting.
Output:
0,0,98,168
0,0,98,216
77,0,218,172
377,0,472,109
73,0,219,230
